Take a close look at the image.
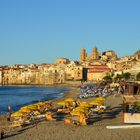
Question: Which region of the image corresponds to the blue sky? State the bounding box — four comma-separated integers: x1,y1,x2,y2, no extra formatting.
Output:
0,0,140,65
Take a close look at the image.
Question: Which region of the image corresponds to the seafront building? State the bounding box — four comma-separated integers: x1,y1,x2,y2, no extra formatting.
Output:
0,69,2,84
0,47,140,85
0,59,83,85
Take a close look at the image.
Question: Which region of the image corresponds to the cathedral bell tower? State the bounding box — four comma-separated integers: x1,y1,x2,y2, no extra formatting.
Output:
91,45,99,60
80,48,87,62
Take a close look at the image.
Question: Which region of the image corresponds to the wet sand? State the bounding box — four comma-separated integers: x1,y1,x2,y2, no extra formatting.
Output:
1,86,140,140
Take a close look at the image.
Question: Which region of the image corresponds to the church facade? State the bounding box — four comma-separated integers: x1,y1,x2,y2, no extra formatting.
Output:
80,45,117,62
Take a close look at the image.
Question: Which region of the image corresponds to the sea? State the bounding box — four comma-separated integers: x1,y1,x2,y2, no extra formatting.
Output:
0,86,69,115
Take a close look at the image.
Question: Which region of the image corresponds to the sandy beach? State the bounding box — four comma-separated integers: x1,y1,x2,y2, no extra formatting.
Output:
1,85,140,140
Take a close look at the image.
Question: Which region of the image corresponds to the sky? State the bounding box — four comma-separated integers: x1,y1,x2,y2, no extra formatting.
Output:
0,0,140,65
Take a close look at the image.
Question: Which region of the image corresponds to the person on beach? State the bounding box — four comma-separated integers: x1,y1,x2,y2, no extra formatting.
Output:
128,104,135,115
0,129,4,139
7,105,12,121
8,105,12,114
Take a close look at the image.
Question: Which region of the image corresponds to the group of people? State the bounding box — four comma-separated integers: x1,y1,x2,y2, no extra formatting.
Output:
79,84,116,99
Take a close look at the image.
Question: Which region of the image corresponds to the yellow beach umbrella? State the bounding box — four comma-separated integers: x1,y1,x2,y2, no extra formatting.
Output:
22,105,38,111
44,101,52,107
96,97,105,102
74,107,89,114
21,104,36,109
19,108,32,113
35,102,44,106
70,110,86,116
95,100,104,105
57,101,70,106
75,106,89,111
65,98,74,102
11,111,25,117
33,111,40,115
79,102,92,108
28,106,39,111
89,101,102,106
44,101,51,105
97,101,104,105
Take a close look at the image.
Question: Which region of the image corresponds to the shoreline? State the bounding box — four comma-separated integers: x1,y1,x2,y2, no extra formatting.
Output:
0,80,83,87
0,85,81,139
0,82,81,116
2,84,140,140
0,84,81,125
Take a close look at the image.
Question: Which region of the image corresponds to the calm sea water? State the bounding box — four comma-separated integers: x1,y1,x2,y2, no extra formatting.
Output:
0,86,69,115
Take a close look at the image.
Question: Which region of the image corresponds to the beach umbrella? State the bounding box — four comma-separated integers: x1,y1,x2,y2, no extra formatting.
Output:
21,104,37,109
35,102,44,106
89,101,103,106
96,97,105,101
79,102,92,108
21,105,38,111
34,103,44,110
74,107,89,113
65,98,74,102
44,101,51,105
33,111,40,115
11,111,25,117
57,101,70,107
28,106,39,111
70,110,86,116
44,101,52,107
19,108,32,113
94,97,105,105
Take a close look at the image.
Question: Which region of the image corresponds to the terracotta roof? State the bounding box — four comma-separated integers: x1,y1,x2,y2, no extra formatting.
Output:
87,64,110,73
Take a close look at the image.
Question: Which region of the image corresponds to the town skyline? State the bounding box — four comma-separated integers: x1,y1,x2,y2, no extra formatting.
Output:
0,46,139,66
0,0,140,65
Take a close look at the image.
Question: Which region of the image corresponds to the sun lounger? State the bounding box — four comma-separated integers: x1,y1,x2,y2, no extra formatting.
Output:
9,123,22,128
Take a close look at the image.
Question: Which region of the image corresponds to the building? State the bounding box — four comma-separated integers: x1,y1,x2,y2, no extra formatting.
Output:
80,45,117,63
80,45,99,62
0,69,2,84
135,51,140,61
91,45,99,60
80,48,87,62
86,64,111,81
55,58,70,65
102,50,117,61
65,61,83,81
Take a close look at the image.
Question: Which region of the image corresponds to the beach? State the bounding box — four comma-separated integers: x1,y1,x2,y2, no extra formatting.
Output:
1,85,140,140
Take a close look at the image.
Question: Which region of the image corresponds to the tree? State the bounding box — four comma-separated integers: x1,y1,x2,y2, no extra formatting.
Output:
123,72,131,81
136,72,140,81
103,75,112,83
114,74,123,81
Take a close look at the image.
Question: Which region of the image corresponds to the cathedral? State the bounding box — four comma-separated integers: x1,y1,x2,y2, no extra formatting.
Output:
80,45,117,62
80,45,99,62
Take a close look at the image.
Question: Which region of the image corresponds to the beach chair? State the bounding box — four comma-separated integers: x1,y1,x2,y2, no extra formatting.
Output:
57,108,63,113
79,115,87,125
9,123,22,128
64,118,72,125
45,112,56,121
